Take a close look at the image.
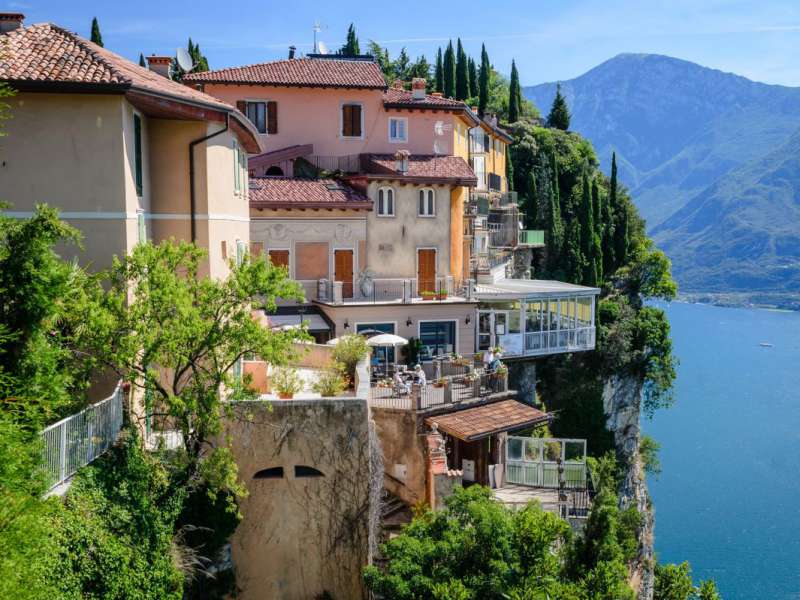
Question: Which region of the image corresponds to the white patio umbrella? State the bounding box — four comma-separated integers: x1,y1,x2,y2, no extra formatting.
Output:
367,333,409,375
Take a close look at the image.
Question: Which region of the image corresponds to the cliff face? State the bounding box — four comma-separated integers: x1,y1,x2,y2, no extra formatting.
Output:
603,375,655,600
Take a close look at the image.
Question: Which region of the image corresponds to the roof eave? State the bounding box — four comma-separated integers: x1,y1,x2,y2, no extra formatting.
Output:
362,173,478,187
250,201,373,211
185,79,387,91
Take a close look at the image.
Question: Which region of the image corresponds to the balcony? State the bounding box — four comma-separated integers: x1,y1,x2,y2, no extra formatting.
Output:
316,277,474,306
469,190,518,210
302,154,362,174
518,230,545,247
470,251,511,273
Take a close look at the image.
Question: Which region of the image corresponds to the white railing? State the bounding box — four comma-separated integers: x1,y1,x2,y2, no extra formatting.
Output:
505,436,588,489
523,327,595,355
41,382,125,491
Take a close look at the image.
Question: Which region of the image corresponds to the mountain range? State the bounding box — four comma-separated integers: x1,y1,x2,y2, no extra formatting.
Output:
524,54,800,296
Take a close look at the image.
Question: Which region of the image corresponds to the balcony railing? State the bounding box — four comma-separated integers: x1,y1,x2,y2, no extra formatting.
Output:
369,369,509,411
305,154,362,174
317,277,474,305
471,251,511,272
470,190,518,209
518,230,545,246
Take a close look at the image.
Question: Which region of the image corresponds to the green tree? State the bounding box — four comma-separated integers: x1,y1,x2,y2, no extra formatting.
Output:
443,40,456,98
90,17,103,47
601,175,616,277
339,23,360,55
138,53,146,68
188,38,209,72
79,241,306,496
468,57,479,97
547,83,571,130
546,153,564,272
409,54,431,80
368,41,393,83
639,435,662,477
579,167,598,286
654,563,695,600
610,153,629,267
478,44,490,117
697,580,722,600
434,48,444,93
392,47,410,81
455,38,469,100
522,170,537,228
508,59,522,123
591,177,604,283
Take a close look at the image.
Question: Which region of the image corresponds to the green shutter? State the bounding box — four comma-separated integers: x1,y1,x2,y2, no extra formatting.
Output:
133,114,143,196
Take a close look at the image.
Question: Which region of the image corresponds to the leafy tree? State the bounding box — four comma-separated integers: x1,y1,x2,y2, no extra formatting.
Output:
591,177,604,283
443,40,456,98
654,563,695,600
90,17,103,47
697,580,722,600
579,167,598,286
547,83,571,130
393,47,410,81
339,23,360,55
468,57,479,97
368,40,393,83
601,175,616,276
478,44,490,117
545,153,564,272
139,53,146,68
455,39,469,100
508,59,522,123
434,48,444,93
409,54,431,81
78,241,306,497
170,39,210,81
610,153,629,267
522,170,537,228
506,149,514,192
639,435,662,477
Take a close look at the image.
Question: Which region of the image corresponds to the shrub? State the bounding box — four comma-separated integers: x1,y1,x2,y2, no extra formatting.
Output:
312,367,347,397
271,367,303,396
332,334,369,381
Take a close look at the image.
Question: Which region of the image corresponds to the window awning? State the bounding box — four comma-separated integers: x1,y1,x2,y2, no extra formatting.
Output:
425,400,550,442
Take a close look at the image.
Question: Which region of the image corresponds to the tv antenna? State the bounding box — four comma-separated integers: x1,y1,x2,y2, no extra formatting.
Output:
176,47,195,73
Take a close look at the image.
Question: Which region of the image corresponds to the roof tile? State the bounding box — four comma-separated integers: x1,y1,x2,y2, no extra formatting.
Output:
425,400,550,442
249,177,372,210
363,154,477,185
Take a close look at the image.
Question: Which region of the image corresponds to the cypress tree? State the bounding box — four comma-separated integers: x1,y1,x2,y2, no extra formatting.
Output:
546,154,564,273
455,39,469,100
434,48,444,93
564,218,583,283
468,57,479,97
610,152,628,267
410,55,431,80
478,44,490,117
339,23,360,55
506,152,514,192
508,60,521,123
523,171,537,228
579,167,598,285
443,41,456,98
591,178,604,282
601,179,616,276
90,17,103,47
138,53,146,68
547,83,571,130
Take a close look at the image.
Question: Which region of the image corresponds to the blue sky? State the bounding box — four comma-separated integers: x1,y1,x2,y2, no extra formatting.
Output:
5,0,800,86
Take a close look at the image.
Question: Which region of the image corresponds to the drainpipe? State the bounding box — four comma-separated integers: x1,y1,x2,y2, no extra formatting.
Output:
189,114,229,242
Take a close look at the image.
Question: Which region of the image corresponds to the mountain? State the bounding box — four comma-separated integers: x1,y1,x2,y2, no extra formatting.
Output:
524,53,800,295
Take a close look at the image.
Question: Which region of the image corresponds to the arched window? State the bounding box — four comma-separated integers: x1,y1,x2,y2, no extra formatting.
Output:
294,465,325,478
253,466,284,479
377,187,395,217
265,165,284,176
418,188,435,217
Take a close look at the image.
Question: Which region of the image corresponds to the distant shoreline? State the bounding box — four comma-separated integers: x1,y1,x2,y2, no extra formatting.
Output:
677,292,800,312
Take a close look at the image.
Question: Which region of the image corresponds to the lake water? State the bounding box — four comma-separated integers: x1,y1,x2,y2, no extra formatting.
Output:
645,302,800,600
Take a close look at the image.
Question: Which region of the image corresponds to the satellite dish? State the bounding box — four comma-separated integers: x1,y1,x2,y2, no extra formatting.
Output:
317,40,329,55
176,47,194,72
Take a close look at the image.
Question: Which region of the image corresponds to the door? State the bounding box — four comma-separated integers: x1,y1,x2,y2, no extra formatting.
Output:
417,249,436,295
334,249,354,298
478,311,493,350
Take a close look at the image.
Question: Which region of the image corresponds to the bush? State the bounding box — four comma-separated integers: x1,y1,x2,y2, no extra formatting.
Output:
312,367,347,397
271,367,303,396
332,334,369,381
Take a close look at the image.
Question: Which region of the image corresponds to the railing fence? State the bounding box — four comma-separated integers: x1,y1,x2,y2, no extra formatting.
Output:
41,382,124,491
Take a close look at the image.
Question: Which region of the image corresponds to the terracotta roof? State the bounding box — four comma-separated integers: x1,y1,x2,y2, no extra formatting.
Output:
248,144,313,171
249,177,372,210
425,400,550,442
361,154,477,186
184,57,387,89
383,87,464,108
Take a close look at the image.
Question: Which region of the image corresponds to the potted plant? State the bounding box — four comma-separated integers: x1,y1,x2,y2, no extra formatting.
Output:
436,288,448,301
312,368,347,397
420,290,435,301
432,377,448,388
272,367,303,399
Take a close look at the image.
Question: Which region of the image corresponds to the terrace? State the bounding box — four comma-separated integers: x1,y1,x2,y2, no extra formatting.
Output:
315,276,474,305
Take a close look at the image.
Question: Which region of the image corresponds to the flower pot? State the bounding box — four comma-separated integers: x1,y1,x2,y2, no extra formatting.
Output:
422,295,434,301
278,392,294,399
436,294,447,301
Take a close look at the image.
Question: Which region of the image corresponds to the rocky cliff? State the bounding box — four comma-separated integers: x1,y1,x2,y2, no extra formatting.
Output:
603,375,655,600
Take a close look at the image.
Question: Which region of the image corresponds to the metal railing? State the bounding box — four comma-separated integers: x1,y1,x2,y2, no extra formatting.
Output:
41,382,125,491
523,327,595,354
306,154,362,174
368,369,508,411
505,436,588,490
318,277,472,305
472,251,511,272
518,230,545,246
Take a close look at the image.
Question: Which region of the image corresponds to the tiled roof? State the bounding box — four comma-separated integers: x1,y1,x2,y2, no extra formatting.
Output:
0,23,233,111
425,400,550,442
362,154,477,185
249,177,372,210
383,87,466,108
248,144,313,171
184,57,387,89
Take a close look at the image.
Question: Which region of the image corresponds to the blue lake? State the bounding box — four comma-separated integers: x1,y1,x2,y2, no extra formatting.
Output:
645,302,800,600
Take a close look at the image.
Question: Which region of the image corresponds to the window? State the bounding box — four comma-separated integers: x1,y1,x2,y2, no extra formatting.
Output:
419,321,456,360
341,103,363,137
357,322,395,364
137,211,146,244
294,242,329,280
238,100,277,134
388,117,407,142
418,188,435,217
133,113,143,196
254,467,284,479
295,465,324,478
377,187,394,216
268,249,290,270
472,156,486,189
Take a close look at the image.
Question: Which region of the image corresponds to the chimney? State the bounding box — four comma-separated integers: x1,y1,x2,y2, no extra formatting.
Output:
471,106,479,114
147,55,172,78
0,12,24,33
392,79,404,90
288,45,296,59
411,77,426,100
395,149,410,174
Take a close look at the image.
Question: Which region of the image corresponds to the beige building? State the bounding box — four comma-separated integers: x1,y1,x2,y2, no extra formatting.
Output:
0,16,262,278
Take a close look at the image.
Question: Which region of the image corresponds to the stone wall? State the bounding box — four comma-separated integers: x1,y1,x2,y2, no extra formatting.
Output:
603,375,655,600
225,398,376,600
370,407,427,506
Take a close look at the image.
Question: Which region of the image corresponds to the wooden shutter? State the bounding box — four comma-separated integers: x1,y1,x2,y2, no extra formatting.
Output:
351,104,362,136
267,101,278,134
268,249,290,269
236,100,247,113
334,250,354,298
342,104,353,136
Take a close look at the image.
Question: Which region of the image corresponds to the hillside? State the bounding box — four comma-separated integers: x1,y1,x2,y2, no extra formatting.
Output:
524,54,800,296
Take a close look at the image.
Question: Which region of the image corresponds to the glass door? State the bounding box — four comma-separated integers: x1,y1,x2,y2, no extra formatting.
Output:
478,311,493,350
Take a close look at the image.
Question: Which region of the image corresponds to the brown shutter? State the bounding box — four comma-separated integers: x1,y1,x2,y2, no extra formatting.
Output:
236,100,247,114
342,104,352,136
352,104,362,137
267,101,278,134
